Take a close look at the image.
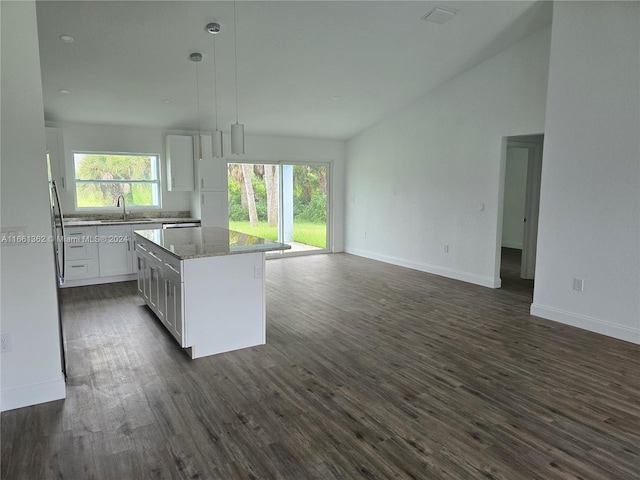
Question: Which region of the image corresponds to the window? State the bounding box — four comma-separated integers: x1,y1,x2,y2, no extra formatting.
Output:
73,153,161,208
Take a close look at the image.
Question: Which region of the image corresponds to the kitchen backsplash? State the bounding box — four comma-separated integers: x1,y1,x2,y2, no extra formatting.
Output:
65,211,193,221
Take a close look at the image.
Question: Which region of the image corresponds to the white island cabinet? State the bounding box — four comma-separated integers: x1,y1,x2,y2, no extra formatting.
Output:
134,227,289,359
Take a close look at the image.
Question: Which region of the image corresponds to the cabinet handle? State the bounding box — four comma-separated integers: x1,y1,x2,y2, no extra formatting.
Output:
201,178,204,189
127,239,131,251
71,265,85,269
172,177,175,188
69,245,83,249
137,244,147,252
61,177,65,189
201,194,204,205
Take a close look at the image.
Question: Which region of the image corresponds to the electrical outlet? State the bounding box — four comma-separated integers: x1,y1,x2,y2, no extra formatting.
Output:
573,278,584,292
254,265,263,279
1,334,11,353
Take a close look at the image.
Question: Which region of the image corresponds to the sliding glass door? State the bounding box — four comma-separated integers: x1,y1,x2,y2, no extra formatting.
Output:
227,162,329,255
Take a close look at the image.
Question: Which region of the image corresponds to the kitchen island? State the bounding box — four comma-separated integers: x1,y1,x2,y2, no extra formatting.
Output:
134,226,290,359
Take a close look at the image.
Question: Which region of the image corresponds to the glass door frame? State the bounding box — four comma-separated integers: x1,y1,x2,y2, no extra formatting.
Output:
226,159,332,257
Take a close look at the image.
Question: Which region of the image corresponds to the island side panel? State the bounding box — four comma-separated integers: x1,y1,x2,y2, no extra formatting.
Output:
182,252,266,358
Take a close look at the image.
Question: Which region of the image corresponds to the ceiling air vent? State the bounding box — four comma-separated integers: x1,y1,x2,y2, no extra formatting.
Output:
421,6,458,24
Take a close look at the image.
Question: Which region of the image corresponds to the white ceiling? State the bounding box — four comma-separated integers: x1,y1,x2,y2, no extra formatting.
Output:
36,1,552,140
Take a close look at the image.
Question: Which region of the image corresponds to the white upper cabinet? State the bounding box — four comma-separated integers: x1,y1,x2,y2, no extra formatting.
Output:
200,191,228,228
165,134,195,191
46,127,66,189
197,133,227,192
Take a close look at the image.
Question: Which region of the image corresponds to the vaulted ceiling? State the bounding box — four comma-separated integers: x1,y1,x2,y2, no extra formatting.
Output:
36,1,552,140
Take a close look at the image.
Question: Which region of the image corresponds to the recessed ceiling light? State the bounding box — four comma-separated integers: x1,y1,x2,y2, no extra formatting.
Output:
163,99,172,104
59,89,71,95
332,95,342,100
422,6,458,24
59,35,74,43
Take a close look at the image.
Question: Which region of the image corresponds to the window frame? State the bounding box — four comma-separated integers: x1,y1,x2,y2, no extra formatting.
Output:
72,151,162,211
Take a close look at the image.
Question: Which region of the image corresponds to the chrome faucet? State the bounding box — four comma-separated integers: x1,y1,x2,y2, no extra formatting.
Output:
115,194,127,220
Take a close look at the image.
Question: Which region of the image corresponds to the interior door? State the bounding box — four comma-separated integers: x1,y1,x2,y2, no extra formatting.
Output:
520,143,543,279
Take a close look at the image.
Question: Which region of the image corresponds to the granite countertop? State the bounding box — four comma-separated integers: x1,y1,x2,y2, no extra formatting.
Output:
64,217,200,227
134,226,291,260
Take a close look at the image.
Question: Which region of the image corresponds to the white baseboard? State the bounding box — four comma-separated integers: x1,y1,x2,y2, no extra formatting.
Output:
501,241,523,250
530,303,640,344
344,247,498,288
1,376,66,412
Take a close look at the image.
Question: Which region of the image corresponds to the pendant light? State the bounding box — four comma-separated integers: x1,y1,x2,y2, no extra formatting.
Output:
189,52,204,161
230,1,245,155
206,22,223,158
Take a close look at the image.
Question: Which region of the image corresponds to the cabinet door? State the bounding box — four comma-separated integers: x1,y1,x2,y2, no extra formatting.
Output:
164,271,184,346
174,280,183,345
136,254,147,298
166,134,195,191
199,159,227,191
98,225,133,277
164,277,175,331
197,133,227,191
200,191,229,228
149,263,160,312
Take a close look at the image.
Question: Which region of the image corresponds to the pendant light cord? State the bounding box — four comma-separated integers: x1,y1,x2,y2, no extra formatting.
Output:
213,35,218,131
195,61,202,134
233,1,239,124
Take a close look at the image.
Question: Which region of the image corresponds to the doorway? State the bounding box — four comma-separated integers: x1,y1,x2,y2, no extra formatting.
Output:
498,135,543,294
227,162,330,255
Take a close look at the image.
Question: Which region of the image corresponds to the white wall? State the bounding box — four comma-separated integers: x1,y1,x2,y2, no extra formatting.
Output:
214,133,346,252
502,147,528,249
345,26,551,287
1,1,66,411
532,2,640,344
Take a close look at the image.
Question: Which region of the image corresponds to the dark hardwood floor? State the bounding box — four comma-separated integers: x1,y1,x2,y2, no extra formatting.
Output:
499,247,534,299
2,253,639,479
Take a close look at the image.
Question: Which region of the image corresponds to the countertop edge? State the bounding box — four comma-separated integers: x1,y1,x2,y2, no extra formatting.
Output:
133,229,291,260
65,217,200,227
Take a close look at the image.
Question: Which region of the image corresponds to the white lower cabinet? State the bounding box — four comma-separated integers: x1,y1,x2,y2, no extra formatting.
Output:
97,225,133,276
164,265,183,344
136,236,184,346
148,260,164,323
136,253,148,300
63,222,162,286
64,227,99,281
135,231,266,359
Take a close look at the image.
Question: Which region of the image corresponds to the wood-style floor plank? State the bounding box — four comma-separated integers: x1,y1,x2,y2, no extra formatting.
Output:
2,252,638,479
